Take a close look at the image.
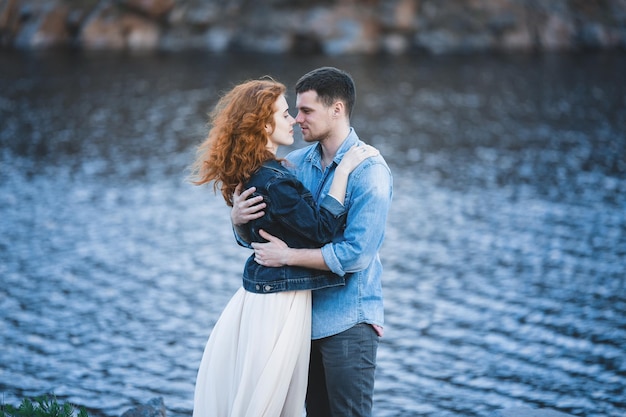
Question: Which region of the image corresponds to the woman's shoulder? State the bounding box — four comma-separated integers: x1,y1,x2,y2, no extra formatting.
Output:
257,159,292,178
263,159,288,171
246,160,292,188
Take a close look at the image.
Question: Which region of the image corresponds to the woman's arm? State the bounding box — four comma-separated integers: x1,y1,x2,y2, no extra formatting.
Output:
231,145,376,241
327,145,379,205
251,145,382,268
254,161,391,272
266,145,380,245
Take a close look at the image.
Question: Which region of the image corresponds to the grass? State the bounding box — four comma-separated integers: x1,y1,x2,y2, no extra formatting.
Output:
1,395,88,417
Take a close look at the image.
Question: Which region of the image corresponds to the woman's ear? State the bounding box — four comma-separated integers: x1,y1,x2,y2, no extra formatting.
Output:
265,123,273,134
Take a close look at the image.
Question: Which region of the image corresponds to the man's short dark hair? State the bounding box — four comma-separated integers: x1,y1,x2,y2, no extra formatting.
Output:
295,67,356,119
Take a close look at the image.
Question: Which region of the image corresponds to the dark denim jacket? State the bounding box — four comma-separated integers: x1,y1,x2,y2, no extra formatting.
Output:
240,159,346,294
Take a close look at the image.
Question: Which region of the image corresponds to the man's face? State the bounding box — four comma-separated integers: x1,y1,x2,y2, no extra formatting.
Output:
295,90,333,143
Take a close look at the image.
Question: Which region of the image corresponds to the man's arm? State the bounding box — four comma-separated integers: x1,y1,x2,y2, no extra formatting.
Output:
321,161,392,275
231,184,266,226
230,184,266,246
253,229,330,270
252,161,392,275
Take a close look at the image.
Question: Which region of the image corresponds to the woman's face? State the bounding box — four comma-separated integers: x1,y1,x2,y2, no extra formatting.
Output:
266,95,295,153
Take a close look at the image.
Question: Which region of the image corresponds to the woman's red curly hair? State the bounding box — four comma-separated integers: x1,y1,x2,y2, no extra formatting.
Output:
190,78,286,206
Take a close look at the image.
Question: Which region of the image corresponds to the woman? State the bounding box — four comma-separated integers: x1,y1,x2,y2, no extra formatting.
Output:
189,78,378,417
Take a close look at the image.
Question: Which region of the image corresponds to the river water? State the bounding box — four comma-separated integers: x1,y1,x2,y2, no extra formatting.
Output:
1,50,625,417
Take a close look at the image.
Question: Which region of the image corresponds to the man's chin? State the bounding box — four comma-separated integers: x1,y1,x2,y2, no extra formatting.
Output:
302,133,317,143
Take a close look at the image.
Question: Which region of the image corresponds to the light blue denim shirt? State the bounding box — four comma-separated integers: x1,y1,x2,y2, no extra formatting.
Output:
287,128,393,339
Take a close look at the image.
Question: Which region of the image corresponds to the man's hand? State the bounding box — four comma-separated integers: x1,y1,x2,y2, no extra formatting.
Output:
252,229,289,267
231,184,266,226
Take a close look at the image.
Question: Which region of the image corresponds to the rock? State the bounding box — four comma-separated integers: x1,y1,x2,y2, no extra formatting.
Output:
123,13,160,50
383,33,411,54
170,1,221,28
0,0,21,46
499,25,533,50
491,407,575,417
120,0,175,19
578,22,613,49
228,5,294,53
301,4,380,55
539,13,575,50
80,3,159,50
120,397,166,417
14,2,70,48
2,0,626,52
378,0,418,34
159,0,227,51
80,3,127,49
415,0,498,53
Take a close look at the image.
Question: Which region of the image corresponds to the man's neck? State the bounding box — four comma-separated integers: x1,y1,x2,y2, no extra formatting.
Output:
320,125,351,169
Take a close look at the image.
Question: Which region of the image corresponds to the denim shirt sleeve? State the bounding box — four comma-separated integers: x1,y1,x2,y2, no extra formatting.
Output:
321,158,393,276
266,176,347,244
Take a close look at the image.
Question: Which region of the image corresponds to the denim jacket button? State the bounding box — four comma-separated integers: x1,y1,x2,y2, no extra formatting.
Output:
264,285,272,292
255,284,261,291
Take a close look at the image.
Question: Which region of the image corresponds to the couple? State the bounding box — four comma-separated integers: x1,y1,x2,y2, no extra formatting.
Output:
190,67,393,417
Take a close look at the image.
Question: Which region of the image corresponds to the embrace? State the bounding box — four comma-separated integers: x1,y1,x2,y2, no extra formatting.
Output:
189,66,393,417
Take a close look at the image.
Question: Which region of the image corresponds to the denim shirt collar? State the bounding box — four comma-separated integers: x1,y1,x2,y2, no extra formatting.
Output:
305,128,359,170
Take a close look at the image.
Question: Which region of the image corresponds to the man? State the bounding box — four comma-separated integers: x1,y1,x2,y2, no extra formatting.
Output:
232,67,393,417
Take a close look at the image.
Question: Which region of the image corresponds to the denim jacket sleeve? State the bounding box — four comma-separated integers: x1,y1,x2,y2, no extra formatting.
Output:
264,175,347,245
232,224,252,249
321,157,393,276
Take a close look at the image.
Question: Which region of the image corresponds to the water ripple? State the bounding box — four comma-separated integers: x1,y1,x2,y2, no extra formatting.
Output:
1,51,625,417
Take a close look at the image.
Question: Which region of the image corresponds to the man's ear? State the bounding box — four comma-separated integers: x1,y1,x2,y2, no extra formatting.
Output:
332,101,345,118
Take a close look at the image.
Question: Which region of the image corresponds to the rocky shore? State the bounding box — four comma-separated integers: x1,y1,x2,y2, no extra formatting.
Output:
120,398,575,417
1,0,625,54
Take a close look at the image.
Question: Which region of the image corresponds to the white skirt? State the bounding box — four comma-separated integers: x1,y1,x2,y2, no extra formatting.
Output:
193,287,312,417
